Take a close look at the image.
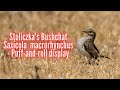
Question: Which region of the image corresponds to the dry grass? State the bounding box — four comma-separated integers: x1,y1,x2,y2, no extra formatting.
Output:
0,11,120,79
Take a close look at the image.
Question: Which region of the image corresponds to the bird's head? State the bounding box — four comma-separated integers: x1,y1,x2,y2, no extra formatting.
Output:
82,29,96,36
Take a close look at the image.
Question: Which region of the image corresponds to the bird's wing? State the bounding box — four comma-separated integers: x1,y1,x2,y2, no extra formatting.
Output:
84,40,100,59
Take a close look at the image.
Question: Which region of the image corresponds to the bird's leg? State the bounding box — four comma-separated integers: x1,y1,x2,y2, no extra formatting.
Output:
96,59,99,65
97,59,99,62
88,59,91,65
84,58,91,65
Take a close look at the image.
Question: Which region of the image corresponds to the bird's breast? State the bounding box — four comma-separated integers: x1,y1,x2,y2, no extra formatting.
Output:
77,38,91,58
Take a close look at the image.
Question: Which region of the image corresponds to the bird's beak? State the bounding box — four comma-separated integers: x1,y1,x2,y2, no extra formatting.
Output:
82,30,87,33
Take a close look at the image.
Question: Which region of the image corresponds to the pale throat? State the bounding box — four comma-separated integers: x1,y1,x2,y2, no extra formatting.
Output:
87,35,96,42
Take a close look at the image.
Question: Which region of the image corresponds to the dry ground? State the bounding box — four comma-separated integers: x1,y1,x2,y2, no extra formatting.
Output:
0,11,120,79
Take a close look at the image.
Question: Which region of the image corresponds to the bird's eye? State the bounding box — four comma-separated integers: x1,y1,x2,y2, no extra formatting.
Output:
89,31,92,33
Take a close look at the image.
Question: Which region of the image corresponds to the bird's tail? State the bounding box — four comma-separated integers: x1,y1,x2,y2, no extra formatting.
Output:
100,55,111,59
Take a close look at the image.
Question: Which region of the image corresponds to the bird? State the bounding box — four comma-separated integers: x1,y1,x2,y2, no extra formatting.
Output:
77,29,110,65
34,65,40,79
